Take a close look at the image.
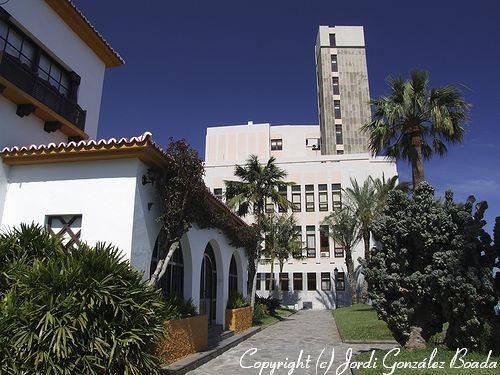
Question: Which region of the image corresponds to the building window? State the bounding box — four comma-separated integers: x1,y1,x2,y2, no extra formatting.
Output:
213,188,223,200
278,185,288,213
305,185,315,212
321,272,332,291
334,246,345,258
256,273,262,290
337,150,344,155
271,139,283,151
38,53,70,96
150,233,184,299
307,273,317,291
292,185,301,212
320,225,330,257
334,101,342,119
319,184,328,211
306,225,316,258
332,183,342,209
265,196,275,213
306,138,320,150
0,19,35,67
280,273,289,291
332,77,340,95
329,34,336,47
229,255,238,293
335,271,346,291
265,273,271,290
335,124,343,144
331,54,338,72
46,214,82,249
293,273,303,291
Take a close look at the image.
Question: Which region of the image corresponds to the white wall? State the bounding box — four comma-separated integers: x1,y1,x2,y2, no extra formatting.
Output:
1,159,139,257
3,0,107,139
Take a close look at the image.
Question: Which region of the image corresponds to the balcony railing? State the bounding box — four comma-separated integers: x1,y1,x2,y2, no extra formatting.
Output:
0,52,86,131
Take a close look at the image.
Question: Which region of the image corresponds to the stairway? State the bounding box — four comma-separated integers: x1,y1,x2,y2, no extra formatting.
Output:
207,324,234,348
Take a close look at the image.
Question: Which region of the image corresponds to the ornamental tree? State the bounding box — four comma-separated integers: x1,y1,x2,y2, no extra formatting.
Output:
365,183,497,350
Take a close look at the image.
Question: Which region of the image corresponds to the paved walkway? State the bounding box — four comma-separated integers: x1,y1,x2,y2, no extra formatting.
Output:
189,310,396,375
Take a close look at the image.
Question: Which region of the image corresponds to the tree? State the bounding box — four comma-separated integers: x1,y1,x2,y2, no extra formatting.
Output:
322,206,361,303
365,183,497,350
225,155,291,306
261,213,303,293
362,70,470,187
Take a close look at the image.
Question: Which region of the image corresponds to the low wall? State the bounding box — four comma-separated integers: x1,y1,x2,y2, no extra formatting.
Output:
157,315,208,365
225,306,253,334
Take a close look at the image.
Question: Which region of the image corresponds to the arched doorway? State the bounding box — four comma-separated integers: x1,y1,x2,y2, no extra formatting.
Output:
228,254,238,294
200,244,217,324
150,234,184,299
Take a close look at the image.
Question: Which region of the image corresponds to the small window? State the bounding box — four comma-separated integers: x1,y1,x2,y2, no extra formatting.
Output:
306,138,320,150
329,34,336,47
278,185,288,213
335,271,345,291
271,139,283,151
265,197,275,213
292,185,301,212
293,273,303,291
334,246,345,258
305,185,314,212
213,188,223,200
337,150,344,155
265,273,271,290
46,214,82,249
331,54,338,72
319,184,328,211
306,225,316,258
334,101,342,119
256,273,262,290
280,273,289,291
321,272,331,291
320,225,330,257
335,124,343,144
332,77,340,95
332,183,342,209
307,273,317,291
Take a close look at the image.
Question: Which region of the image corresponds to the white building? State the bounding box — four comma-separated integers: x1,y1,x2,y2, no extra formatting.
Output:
0,1,248,329
203,122,396,309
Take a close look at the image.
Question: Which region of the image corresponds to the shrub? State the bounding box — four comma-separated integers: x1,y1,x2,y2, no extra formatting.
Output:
255,295,280,315
164,294,197,320
0,239,167,374
227,292,250,309
252,303,267,323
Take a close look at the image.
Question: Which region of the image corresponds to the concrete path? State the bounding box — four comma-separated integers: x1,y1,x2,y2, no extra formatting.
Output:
188,310,396,375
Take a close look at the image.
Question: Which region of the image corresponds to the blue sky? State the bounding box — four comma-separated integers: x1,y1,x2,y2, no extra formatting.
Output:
74,0,499,232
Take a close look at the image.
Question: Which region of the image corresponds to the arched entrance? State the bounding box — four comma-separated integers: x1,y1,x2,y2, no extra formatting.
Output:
150,233,184,299
200,244,217,324
229,254,238,294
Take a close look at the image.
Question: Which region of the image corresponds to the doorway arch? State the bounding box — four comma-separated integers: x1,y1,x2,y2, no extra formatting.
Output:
200,243,217,324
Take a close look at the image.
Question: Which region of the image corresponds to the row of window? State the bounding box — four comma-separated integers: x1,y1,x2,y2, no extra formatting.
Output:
329,33,343,154
257,271,345,292
0,17,74,98
270,137,323,152
301,224,344,258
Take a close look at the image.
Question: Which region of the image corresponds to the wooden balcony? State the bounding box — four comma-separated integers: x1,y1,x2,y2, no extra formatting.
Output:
0,52,87,139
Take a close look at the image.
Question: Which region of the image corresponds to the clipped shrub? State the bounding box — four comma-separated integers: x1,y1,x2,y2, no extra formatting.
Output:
164,294,197,320
1,239,167,374
227,292,250,309
252,303,267,323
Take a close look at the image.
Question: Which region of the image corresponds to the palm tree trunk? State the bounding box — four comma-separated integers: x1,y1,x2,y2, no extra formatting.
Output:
362,231,370,301
345,246,357,304
269,254,275,296
250,259,257,308
411,133,425,188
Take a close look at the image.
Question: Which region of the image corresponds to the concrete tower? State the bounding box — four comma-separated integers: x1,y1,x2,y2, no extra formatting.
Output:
315,26,371,155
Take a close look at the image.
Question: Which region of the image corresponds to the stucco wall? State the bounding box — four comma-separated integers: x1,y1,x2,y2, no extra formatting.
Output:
3,0,107,139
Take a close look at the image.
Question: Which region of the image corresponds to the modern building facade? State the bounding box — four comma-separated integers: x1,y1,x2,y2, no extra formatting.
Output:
204,122,397,309
315,25,371,155
0,1,249,328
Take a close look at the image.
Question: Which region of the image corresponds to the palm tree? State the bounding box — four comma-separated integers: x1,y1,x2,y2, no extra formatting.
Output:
224,155,292,306
362,70,470,187
322,207,361,304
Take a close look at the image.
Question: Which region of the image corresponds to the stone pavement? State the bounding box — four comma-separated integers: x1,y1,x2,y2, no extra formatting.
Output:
188,310,396,375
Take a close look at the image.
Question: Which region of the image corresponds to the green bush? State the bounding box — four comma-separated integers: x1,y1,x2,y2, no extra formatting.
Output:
0,225,167,375
164,294,197,320
255,295,280,314
252,302,267,323
227,292,250,309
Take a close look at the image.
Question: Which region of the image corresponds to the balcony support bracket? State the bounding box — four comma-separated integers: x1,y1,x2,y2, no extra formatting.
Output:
44,121,62,133
16,103,36,117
